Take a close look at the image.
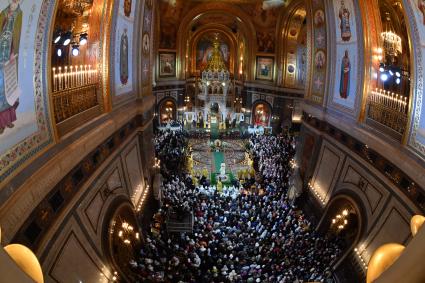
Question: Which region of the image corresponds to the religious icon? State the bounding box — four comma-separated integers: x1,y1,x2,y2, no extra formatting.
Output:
256,56,274,81
123,0,132,18
142,33,150,54
159,52,176,77
339,0,351,41
254,104,270,126
0,0,23,135
339,50,350,99
314,9,325,27
314,50,326,69
120,28,129,85
419,0,425,24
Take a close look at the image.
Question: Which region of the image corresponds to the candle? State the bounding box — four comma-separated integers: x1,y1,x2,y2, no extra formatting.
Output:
386,91,390,107
391,93,394,109
80,65,83,87
64,67,67,90
52,67,57,92
394,94,398,110
70,66,74,88
58,67,62,91
404,97,407,113
88,65,92,83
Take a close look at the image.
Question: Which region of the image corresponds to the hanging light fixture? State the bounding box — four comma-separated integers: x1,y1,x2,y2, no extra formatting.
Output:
331,208,350,231
380,73,389,82
53,29,62,44
380,12,402,58
71,44,80,56
56,48,63,57
79,33,88,46
62,31,72,46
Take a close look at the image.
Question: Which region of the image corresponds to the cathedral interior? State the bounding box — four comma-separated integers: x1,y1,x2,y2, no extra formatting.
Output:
0,0,425,282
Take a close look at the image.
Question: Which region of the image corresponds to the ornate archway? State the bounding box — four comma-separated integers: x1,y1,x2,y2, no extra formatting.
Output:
317,193,366,269
276,1,307,89
102,201,142,282
176,2,256,80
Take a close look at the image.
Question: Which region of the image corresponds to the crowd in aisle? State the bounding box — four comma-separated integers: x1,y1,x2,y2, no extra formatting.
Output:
154,130,188,169
134,132,343,282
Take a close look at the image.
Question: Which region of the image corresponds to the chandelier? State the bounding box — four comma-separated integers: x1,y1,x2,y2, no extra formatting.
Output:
117,220,140,245
381,31,402,56
331,208,350,230
61,0,93,16
380,12,402,57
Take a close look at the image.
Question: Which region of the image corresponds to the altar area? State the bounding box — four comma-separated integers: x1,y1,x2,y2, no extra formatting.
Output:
188,136,254,185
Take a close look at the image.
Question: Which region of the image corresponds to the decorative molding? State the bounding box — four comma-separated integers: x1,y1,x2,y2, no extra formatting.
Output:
11,114,151,250
48,231,108,282
406,1,425,158
303,112,425,212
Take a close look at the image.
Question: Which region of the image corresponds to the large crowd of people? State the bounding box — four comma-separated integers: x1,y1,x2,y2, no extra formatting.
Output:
134,131,343,282
154,130,188,170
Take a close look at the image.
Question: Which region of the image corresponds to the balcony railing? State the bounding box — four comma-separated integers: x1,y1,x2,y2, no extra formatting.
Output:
52,65,99,122
52,84,99,123
367,89,408,136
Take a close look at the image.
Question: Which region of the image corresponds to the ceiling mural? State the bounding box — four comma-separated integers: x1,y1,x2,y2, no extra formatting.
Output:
158,0,284,52
159,1,195,49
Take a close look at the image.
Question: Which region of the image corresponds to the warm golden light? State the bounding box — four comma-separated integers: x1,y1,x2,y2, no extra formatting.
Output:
410,215,425,237
4,244,44,283
366,243,405,283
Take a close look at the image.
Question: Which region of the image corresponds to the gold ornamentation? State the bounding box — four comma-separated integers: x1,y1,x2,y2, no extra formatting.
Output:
410,215,425,236
204,36,228,72
52,83,99,123
367,89,408,134
366,243,405,283
4,244,44,283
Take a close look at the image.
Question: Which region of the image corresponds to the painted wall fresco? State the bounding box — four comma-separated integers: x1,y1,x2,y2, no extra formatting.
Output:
309,0,327,104
113,0,137,96
196,33,231,71
239,2,278,53
141,0,153,87
0,0,54,182
158,1,279,54
331,0,360,110
407,0,425,157
283,8,307,89
158,1,191,50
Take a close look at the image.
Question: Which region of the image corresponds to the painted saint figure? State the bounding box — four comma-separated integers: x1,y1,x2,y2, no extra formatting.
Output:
120,28,129,85
0,0,22,135
339,50,350,99
315,50,325,69
339,0,351,41
297,45,307,85
124,0,132,18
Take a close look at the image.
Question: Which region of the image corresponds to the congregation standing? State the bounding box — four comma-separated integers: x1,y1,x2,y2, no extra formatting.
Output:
132,131,343,282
